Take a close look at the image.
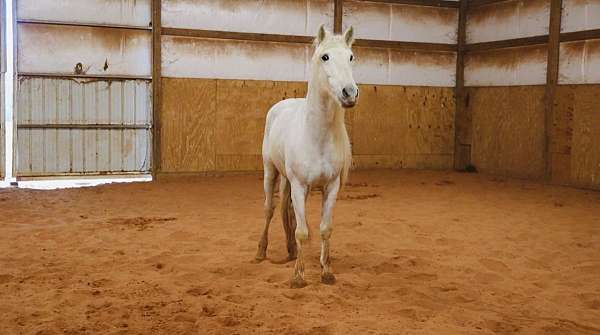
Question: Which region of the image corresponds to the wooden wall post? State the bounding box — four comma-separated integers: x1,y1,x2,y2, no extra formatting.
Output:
544,0,562,181
334,0,343,34
453,0,469,170
152,0,162,177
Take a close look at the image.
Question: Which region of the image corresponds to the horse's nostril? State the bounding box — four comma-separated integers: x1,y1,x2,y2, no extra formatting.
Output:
342,88,350,98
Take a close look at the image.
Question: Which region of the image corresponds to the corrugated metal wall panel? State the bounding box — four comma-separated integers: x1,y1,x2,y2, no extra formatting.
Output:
162,0,333,36
17,0,151,27
16,78,151,176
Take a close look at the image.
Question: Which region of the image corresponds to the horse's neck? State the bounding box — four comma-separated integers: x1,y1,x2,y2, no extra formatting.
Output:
303,76,345,142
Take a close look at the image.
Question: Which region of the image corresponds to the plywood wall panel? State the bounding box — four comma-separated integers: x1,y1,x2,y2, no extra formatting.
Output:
465,46,548,86
466,0,550,43
215,80,305,156
469,86,546,180
551,86,575,156
352,85,455,170
161,80,456,173
161,78,309,173
353,85,406,156
160,78,217,173
571,86,600,189
553,85,600,190
550,86,575,185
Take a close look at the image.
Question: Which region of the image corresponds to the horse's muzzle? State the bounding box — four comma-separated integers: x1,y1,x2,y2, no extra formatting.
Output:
342,100,356,108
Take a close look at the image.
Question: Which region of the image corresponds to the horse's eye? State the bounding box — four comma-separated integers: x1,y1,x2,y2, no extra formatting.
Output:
321,54,329,62
350,55,354,62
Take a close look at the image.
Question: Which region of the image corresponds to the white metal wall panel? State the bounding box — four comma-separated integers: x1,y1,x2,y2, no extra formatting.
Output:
162,36,456,86
353,47,456,86
1,74,4,178
342,1,458,43
17,0,151,28
162,0,333,36
1,0,5,178
562,0,600,33
559,39,600,84
18,23,151,77
389,50,456,87
16,78,151,176
162,36,309,82
465,46,548,86
466,0,550,43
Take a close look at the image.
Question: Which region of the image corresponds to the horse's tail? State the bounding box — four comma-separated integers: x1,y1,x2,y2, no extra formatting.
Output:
280,178,299,258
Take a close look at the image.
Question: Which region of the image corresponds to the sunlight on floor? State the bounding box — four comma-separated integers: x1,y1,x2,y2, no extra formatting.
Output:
14,175,152,190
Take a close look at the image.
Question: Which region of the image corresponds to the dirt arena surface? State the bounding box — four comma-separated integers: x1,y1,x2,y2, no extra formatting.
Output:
0,170,599,334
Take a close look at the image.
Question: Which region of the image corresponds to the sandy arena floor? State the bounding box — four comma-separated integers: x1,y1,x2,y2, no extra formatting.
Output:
0,170,599,334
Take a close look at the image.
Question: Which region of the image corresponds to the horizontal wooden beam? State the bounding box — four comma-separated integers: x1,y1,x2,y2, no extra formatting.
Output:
465,28,600,53
17,124,151,130
350,0,460,8
468,0,511,8
17,19,151,31
465,35,548,52
560,28,600,43
163,27,457,52
162,27,313,44
354,39,457,52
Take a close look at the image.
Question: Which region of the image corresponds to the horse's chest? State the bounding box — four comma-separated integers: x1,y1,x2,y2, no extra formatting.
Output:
294,146,342,186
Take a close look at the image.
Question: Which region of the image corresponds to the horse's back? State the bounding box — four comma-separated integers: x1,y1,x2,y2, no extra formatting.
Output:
264,98,304,135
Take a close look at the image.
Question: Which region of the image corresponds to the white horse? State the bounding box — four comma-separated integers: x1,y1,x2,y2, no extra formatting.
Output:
255,25,358,288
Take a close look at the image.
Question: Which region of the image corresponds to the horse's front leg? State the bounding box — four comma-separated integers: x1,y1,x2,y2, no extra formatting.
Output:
289,178,309,288
320,176,340,284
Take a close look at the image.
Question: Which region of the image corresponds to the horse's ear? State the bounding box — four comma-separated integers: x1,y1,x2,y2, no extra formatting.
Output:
316,24,328,45
344,26,355,47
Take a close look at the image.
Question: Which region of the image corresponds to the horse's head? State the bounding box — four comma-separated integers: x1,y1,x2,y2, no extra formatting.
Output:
312,25,358,108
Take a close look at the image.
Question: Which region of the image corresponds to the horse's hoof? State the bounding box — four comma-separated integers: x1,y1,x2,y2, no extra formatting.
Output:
254,250,266,263
287,253,297,262
290,276,307,289
321,272,336,285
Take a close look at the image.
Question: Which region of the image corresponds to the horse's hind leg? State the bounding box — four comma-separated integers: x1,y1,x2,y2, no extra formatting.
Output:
255,162,278,262
280,176,297,261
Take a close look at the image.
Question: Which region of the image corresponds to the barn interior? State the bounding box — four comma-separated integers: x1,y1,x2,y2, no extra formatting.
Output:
1,0,599,334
